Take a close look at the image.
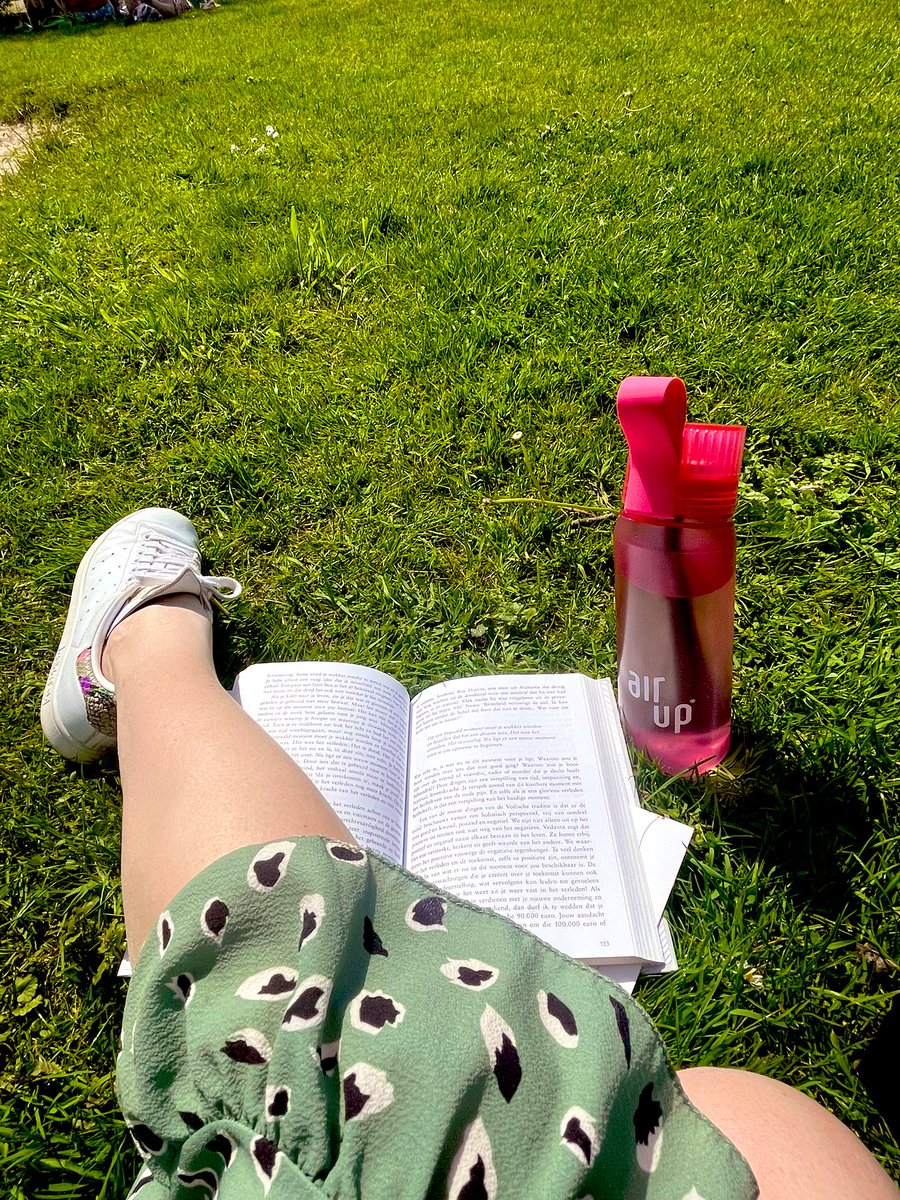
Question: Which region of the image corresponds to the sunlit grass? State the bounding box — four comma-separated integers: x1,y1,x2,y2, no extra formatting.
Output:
1,0,899,1192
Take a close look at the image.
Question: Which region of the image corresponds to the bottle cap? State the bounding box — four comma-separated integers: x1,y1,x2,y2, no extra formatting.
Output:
617,376,745,521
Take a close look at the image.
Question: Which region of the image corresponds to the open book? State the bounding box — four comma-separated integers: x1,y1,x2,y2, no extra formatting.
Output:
232,664,686,971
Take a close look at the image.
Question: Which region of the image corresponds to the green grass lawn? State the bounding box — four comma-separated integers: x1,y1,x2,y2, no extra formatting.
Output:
1,0,899,1192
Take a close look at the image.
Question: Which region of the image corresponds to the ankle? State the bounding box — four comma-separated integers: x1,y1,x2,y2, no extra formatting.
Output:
101,595,214,686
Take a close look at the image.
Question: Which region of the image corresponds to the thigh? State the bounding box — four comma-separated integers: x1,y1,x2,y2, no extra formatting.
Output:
677,1067,898,1200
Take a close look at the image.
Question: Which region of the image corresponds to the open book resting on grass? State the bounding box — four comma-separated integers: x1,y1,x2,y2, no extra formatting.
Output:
232,664,692,976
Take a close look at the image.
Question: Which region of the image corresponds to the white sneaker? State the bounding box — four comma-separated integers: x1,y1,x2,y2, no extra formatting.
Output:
41,508,241,762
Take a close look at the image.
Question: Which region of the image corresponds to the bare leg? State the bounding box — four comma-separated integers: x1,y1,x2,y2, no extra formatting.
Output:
678,1067,899,1199
103,599,898,1199
103,597,355,963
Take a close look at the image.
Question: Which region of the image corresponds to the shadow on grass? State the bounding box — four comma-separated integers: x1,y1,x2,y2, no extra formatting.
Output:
638,709,897,940
698,722,900,1134
700,723,884,914
212,607,271,690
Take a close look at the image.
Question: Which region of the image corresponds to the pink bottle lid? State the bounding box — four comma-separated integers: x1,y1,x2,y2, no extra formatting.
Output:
617,376,746,521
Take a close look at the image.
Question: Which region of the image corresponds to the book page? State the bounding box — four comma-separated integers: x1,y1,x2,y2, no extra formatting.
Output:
405,674,654,963
115,783,682,983
233,662,410,863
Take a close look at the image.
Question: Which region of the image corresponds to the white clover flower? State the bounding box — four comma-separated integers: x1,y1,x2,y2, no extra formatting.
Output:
742,961,765,991
230,143,239,152
265,125,279,138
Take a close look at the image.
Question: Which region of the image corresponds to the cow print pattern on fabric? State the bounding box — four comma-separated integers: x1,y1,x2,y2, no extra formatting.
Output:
480,1005,521,1102
350,990,406,1034
121,837,713,1200
634,1082,664,1173
167,973,194,1007
221,1028,272,1065
342,1062,394,1120
325,841,367,865
298,893,325,950
265,1083,291,1119
406,895,447,931
315,1039,340,1076
236,967,298,1001
157,911,173,957
201,898,229,942
248,842,295,892
447,1117,497,1200
128,1122,166,1158
281,975,332,1031
128,1168,153,1196
206,1132,235,1167
560,1106,599,1167
441,959,498,989
177,1168,219,1193
252,1135,282,1195
609,995,632,1068
363,915,388,956
538,990,578,1049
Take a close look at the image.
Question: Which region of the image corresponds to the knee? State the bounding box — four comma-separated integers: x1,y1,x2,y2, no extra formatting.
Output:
678,1065,838,1126
677,1067,899,1200
679,1065,796,1104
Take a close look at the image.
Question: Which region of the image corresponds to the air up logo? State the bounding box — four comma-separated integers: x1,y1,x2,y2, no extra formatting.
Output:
625,673,693,733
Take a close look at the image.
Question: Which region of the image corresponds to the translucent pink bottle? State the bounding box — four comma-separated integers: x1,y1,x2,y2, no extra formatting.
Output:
614,376,746,775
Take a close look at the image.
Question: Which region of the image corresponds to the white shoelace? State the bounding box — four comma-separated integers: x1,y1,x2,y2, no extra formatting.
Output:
129,533,243,605
132,531,198,578
199,574,243,603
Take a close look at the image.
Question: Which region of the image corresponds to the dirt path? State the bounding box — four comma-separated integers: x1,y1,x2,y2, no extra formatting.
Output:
0,122,36,176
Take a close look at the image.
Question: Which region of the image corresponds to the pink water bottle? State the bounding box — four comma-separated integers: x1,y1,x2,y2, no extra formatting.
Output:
614,376,746,775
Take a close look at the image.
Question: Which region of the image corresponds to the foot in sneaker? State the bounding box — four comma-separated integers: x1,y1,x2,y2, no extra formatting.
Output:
41,508,241,762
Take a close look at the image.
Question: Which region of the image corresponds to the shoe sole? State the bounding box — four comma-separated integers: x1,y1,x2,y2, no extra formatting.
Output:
41,507,198,762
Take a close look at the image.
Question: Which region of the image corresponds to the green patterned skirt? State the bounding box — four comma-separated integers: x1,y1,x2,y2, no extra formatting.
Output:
117,837,758,1199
